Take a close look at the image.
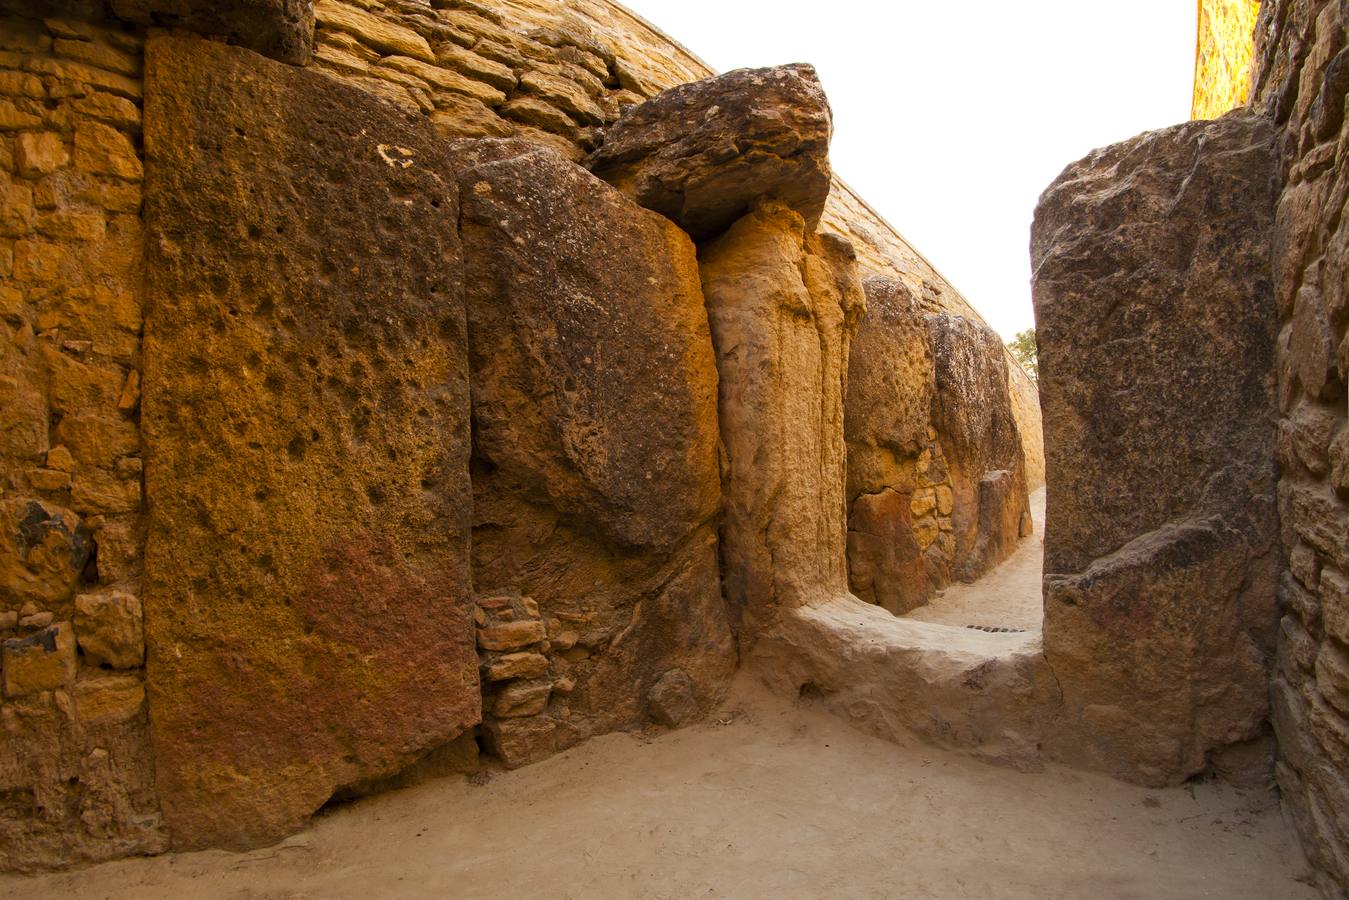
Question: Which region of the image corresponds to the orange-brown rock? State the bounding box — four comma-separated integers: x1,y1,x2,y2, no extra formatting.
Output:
0,679,165,872
73,591,142,669
843,277,1029,614
844,277,946,613
0,499,92,609
699,200,865,634
588,65,832,240
454,138,735,767
1,622,76,697
140,35,477,849
1032,114,1280,785
927,313,1030,582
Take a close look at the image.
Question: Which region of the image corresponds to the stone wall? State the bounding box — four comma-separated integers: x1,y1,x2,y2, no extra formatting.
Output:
0,6,164,870
844,276,1030,615
1251,0,1349,894
303,0,1044,490
455,136,735,767
0,0,1045,871
140,33,481,850
1033,114,1281,788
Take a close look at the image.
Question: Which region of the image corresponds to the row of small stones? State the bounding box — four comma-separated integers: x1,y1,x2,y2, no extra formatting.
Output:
474,595,583,719
310,0,649,151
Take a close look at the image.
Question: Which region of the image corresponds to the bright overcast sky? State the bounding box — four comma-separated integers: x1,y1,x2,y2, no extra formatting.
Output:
619,0,1197,341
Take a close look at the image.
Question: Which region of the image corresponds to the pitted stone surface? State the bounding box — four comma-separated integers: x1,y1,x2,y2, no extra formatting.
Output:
1032,113,1280,786
456,138,735,768
141,35,477,850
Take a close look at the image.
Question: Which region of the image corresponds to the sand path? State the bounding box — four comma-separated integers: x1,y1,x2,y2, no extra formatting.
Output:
905,487,1046,632
2,489,1315,899
2,672,1314,899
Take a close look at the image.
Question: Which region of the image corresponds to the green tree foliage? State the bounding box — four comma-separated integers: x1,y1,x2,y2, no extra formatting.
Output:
1008,328,1037,383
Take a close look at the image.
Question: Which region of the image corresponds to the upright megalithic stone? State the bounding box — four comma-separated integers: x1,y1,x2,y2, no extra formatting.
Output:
1032,114,1280,786
141,34,477,849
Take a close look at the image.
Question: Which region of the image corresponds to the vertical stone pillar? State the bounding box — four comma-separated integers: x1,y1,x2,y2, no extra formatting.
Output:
699,201,864,635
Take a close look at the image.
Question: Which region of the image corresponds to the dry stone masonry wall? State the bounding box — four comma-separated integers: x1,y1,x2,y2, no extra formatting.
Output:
0,5,162,870
1251,0,1349,893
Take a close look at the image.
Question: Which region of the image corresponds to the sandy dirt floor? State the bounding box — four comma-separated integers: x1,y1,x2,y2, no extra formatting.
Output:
905,487,1046,632
2,671,1315,900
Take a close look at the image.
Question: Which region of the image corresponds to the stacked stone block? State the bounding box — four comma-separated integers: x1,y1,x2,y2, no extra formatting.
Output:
475,592,585,768
310,0,648,160
1252,0,1349,893
0,8,162,870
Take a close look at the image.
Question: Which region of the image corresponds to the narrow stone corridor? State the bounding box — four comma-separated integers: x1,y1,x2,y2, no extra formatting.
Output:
905,488,1045,632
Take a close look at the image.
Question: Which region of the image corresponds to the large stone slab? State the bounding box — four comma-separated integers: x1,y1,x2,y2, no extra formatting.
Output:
700,200,865,634
843,276,945,614
1032,114,1280,785
588,65,832,241
141,35,477,848
454,139,735,766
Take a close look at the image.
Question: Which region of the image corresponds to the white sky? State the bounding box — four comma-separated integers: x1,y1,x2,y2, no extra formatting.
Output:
619,0,1198,340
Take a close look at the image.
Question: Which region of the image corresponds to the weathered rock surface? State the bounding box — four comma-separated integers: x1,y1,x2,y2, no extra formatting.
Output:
455,138,735,767
1032,114,1280,785
0,675,166,872
1254,1,1349,893
109,0,315,64
700,200,865,633
927,313,1030,582
843,277,947,614
0,0,1058,874
756,597,1058,771
843,277,1029,614
141,35,477,849
73,591,143,669
2,622,76,696
0,499,91,609
588,65,832,241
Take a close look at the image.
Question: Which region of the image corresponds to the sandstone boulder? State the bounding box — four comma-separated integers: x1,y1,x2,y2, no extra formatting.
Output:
141,35,477,849
700,200,865,634
1032,114,1280,785
455,139,736,766
588,65,832,240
